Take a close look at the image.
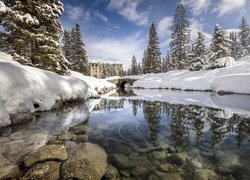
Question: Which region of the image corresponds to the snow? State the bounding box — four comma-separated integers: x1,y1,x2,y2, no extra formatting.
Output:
0,1,7,13
0,52,115,127
133,56,250,94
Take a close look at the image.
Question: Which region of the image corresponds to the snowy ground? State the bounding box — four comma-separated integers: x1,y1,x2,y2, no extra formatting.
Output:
133,56,250,94
0,52,115,127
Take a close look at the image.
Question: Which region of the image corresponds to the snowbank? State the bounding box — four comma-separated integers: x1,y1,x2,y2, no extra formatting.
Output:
133,56,250,94
0,52,115,127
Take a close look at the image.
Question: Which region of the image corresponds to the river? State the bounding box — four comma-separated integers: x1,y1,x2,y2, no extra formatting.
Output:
0,89,250,179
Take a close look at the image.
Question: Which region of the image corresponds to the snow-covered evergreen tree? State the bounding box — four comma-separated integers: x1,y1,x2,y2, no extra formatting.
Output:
169,3,191,70
69,24,89,75
229,32,244,60
62,30,72,62
238,17,250,55
0,0,69,75
190,32,208,71
209,24,231,69
130,55,139,75
143,23,162,74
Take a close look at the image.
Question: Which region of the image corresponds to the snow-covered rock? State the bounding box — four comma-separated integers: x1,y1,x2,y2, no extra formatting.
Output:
133,56,250,94
0,52,115,127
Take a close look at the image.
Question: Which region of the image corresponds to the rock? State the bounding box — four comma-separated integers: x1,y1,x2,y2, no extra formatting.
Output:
111,154,135,169
158,164,179,172
148,174,160,180
0,155,20,179
152,151,167,161
167,146,176,153
23,161,61,180
193,169,218,180
0,165,20,179
169,153,189,166
191,159,203,169
104,164,120,180
10,130,31,140
75,135,88,142
62,142,107,180
114,142,133,155
69,125,88,134
120,170,130,177
0,137,10,143
131,166,149,177
24,144,68,167
157,172,183,180
57,131,76,141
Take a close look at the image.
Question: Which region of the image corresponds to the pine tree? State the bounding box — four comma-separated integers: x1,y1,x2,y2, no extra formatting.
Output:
238,17,250,55
229,32,244,60
0,0,69,75
190,32,208,71
209,24,231,68
169,3,191,70
70,24,89,75
142,50,148,74
130,55,139,75
62,30,72,62
143,23,162,74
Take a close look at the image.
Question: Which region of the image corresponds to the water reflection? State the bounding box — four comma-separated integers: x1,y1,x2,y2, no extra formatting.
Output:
89,96,250,179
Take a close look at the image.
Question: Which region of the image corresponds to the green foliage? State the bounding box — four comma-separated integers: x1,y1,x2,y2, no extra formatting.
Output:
143,23,162,74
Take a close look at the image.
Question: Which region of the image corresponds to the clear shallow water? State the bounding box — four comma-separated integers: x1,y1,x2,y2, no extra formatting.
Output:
88,92,250,179
0,90,250,179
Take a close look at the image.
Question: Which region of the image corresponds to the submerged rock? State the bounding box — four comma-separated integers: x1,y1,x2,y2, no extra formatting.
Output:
23,161,61,179
24,144,68,167
62,142,107,180
193,169,218,180
191,159,203,169
104,164,120,180
0,155,20,179
168,153,189,166
111,154,135,169
152,151,167,161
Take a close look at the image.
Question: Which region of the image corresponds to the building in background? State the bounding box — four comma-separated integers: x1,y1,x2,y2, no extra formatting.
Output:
89,62,123,78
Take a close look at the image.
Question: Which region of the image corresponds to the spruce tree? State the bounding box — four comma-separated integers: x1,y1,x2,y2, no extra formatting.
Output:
143,23,162,74
70,24,89,75
0,0,69,75
190,32,208,71
130,55,139,75
169,3,191,70
142,50,148,74
209,24,231,68
238,17,250,55
229,32,244,60
62,30,72,62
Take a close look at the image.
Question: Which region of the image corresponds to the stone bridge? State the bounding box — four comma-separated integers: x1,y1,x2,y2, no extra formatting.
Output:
106,76,141,89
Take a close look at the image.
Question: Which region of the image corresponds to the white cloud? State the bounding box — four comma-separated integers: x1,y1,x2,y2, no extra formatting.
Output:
65,5,85,20
85,32,146,69
65,5,108,22
213,0,246,17
189,18,212,44
92,11,109,22
182,0,211,16
107,0,148,26
158,16,172,38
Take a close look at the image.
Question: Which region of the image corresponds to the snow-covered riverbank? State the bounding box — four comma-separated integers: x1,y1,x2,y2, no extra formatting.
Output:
133,56,250,94
0,52,115,127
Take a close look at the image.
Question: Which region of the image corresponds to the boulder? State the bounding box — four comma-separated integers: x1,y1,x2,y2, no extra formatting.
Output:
193,169,218,180
0,155,20,179
24,144,68,167
104,164,120,179
111,154,135,169
23,161,61,179
62,142,107,180
168,153,189,166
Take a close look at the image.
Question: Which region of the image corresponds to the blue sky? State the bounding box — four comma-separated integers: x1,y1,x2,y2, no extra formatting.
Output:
60,0,250,69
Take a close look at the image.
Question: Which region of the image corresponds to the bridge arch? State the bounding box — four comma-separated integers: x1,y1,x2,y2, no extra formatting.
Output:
119,81,129,90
